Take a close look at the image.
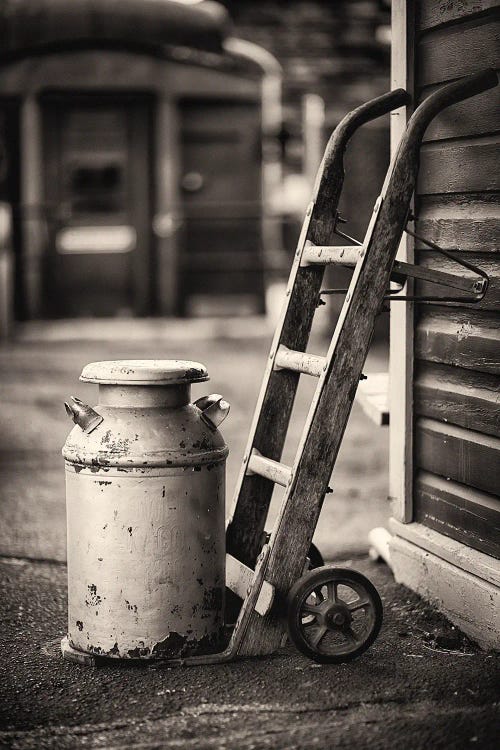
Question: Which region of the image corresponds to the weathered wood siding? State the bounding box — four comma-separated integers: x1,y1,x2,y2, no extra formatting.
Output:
413,1,500,558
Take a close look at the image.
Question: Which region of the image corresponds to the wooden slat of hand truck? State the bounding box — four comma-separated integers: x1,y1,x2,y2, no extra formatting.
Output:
224,69,498,660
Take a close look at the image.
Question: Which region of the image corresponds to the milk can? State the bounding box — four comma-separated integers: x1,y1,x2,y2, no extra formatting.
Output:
61,360,229,661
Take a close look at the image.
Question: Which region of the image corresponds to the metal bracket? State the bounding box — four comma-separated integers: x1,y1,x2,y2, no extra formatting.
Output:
332,211,363,247
319,221,490,305
385,226,489,303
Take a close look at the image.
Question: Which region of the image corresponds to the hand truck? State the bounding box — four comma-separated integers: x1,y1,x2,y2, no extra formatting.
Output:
181,68,497,666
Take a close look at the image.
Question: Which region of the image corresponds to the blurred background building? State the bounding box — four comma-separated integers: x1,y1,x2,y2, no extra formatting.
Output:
0,0,390,332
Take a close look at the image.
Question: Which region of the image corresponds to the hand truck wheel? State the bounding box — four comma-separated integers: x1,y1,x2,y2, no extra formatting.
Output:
287,566,383,664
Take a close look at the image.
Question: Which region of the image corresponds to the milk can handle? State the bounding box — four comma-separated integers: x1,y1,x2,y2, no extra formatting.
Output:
194,394,230,430
64,396,103,434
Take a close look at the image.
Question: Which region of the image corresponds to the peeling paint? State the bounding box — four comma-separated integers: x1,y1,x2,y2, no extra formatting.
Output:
203,586,223,612
192,435,212,451
127,642,151,659
85,584,102,607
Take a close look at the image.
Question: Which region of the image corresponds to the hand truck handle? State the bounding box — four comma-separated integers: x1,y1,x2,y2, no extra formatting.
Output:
401,68,498,157
365,68,498,282
311,88,411,244
388,68,498,212
332,88,412,145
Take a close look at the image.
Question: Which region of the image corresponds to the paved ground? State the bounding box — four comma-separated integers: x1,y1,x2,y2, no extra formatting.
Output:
1,556,498,749
0,319,498,749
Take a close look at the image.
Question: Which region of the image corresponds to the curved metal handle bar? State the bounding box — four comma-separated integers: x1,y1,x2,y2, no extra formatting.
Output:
394,68,498,171
369,68,499,272
314,88,411,195
310,88,411,245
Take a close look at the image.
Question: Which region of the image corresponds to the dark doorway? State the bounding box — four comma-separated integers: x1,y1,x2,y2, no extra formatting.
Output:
41,93,153,318
179,99,265,316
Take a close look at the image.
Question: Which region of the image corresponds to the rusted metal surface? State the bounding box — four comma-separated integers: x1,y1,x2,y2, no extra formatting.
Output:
62,360,229,660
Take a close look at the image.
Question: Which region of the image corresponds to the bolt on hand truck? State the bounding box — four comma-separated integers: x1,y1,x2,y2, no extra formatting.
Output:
183,69,498,666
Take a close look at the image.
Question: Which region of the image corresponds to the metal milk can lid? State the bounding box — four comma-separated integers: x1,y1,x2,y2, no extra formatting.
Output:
63,359,229,468
80,359,209,385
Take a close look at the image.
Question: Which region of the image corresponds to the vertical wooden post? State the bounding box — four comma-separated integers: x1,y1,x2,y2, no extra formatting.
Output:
389,0,415,523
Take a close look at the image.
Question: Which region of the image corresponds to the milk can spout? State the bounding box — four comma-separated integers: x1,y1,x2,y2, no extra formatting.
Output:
64,396,103,434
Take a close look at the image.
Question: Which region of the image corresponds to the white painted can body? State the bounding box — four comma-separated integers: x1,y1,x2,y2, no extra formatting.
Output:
62,360,229,660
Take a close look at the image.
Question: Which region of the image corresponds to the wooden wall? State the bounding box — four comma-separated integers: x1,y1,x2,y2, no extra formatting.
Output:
412,1,500,557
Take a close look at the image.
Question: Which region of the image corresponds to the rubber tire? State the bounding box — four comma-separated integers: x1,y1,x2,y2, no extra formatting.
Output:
287,566,383,664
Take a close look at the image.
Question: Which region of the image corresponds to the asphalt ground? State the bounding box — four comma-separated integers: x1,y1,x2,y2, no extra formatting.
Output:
0,320,498,748
0,556,498,749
